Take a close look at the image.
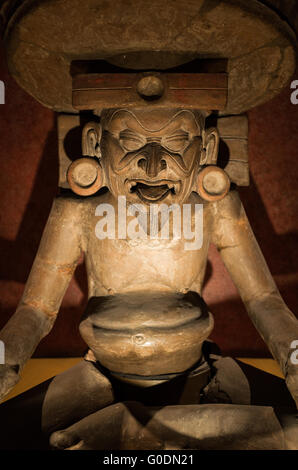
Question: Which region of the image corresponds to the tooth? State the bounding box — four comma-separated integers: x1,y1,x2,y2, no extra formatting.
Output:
128,181,137,192
174,183,180,194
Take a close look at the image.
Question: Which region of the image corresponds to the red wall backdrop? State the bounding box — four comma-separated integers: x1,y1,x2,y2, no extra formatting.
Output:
0,41,297,358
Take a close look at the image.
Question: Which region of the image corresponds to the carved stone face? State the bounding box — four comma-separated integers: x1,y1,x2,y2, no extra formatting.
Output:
100,108,205,205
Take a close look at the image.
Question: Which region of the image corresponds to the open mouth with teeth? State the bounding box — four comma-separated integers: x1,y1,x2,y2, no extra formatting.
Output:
128,180,179,203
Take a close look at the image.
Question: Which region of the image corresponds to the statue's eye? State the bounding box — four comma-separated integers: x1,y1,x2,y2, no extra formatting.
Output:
119,130,145,151
163,131,190,152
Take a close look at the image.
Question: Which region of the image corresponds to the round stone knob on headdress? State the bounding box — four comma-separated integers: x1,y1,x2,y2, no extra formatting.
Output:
67,157,103,196
136,75,164,100
197,166,230,202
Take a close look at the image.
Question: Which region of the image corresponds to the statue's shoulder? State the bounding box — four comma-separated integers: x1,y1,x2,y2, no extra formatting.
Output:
208,189,249,247
53,190,113,215
209,189,244,221
49,192,113,248
51,193,86,217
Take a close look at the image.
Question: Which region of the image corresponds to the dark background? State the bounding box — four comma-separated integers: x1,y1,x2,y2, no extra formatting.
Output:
0,40,297,358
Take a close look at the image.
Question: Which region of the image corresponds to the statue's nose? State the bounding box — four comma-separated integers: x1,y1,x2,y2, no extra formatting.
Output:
137,143,166,178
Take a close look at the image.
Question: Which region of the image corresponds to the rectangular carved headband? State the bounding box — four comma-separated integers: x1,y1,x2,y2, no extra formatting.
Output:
72,72,228,111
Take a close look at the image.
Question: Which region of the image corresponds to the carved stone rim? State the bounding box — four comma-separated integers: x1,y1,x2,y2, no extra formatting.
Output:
2,0,297,113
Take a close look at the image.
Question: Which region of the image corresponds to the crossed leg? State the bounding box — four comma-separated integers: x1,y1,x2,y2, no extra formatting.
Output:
49,400,293,450
0,359,114,449
1,357,297,450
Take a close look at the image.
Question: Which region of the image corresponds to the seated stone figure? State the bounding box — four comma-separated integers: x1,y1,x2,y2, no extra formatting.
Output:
0,107,298,450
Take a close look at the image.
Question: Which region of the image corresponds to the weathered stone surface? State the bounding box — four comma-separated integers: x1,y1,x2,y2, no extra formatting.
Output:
1,0,297,113
217,114,249,186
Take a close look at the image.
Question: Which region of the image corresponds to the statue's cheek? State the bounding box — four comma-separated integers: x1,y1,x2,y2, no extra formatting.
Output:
182,143,201,170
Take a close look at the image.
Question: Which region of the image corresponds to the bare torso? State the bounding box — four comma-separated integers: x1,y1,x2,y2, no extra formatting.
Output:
79,191,214,376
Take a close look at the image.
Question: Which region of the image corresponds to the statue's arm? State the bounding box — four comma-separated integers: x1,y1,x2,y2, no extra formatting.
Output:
211,190,298,408
0,196,84,400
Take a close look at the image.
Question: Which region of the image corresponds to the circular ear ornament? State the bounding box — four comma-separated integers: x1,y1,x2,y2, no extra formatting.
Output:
67,157,103,196
197,166,230,202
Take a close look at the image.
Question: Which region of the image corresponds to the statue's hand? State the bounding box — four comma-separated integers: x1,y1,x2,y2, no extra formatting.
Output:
0,364,20,401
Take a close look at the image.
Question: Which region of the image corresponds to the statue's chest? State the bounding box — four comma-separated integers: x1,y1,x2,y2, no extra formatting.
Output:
84,196,212,293
86,234,210,293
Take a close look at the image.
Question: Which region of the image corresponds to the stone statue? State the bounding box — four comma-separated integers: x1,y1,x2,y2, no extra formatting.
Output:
0,105,298,450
